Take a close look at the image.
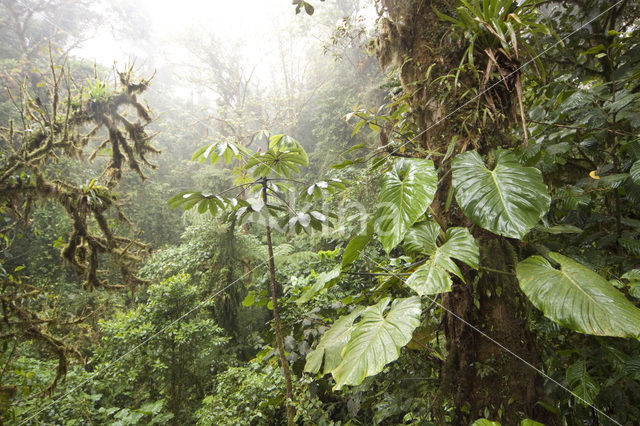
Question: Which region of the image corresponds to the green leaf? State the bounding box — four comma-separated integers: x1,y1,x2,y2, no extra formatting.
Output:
619,237,640,256
521,420,545,426
297,266,341,305
582,44,605,55
167,191,195,208
403,220,440,256
596,173,629,189
167,191,209,211
628,282,640,299
331,297,421,389
471,420,501,426
452,149,550,239
191,145,208,161
623,270,640,298
375,158,437,253
191,140,246,165
351,120,365,137
404,222,479,296
302,180,335,201
516,252,640,338
626,359,640,380
309,211,326,231
245,135,308,177
341,223,374,271
566,360,600,405
536,224,583,234
331,158,364,169
242,291,255,307
406,256,452,297
304,307,365,375
623,269,640,281
434,7,459,25
631,160,640,185
342,143,366,155
269,134,308,166
535,400,560,416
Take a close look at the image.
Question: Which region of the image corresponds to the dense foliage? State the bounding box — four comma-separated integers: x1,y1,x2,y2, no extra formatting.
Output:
1,0,640,425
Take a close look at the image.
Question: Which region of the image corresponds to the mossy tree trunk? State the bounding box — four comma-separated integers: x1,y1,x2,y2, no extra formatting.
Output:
375,1,555,423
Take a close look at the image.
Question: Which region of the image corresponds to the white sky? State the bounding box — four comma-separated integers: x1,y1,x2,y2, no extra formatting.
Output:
78,0,310,68
74,0,377,104
76,0,331,101
143,0,284,33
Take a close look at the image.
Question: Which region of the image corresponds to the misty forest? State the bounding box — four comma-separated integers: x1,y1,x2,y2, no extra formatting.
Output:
1,0,640,424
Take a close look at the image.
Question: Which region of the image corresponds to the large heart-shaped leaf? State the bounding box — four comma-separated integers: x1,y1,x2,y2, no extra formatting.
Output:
304,307,365,375
452,149,550,239
331,297,421,389
516,252,640,338
403,220,440,256
404,221,479,296
375,159,437,253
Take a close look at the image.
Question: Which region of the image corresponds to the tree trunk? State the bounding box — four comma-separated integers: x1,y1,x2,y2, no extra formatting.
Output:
440,235,553,424
375,1,556,423
261,178,295,426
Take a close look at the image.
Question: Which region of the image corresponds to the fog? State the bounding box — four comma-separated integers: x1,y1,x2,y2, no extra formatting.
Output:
72,0,378,104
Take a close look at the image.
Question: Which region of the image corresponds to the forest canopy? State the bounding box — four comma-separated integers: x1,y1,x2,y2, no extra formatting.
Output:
1,0,640,425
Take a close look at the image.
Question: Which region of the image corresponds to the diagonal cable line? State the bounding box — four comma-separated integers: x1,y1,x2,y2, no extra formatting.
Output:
3,7,289,422
361,253,622,425
4,7,297,423
10,0,624,181
6,1,628,424
14,0,623,206
357,0,624,166
18,259,269,424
